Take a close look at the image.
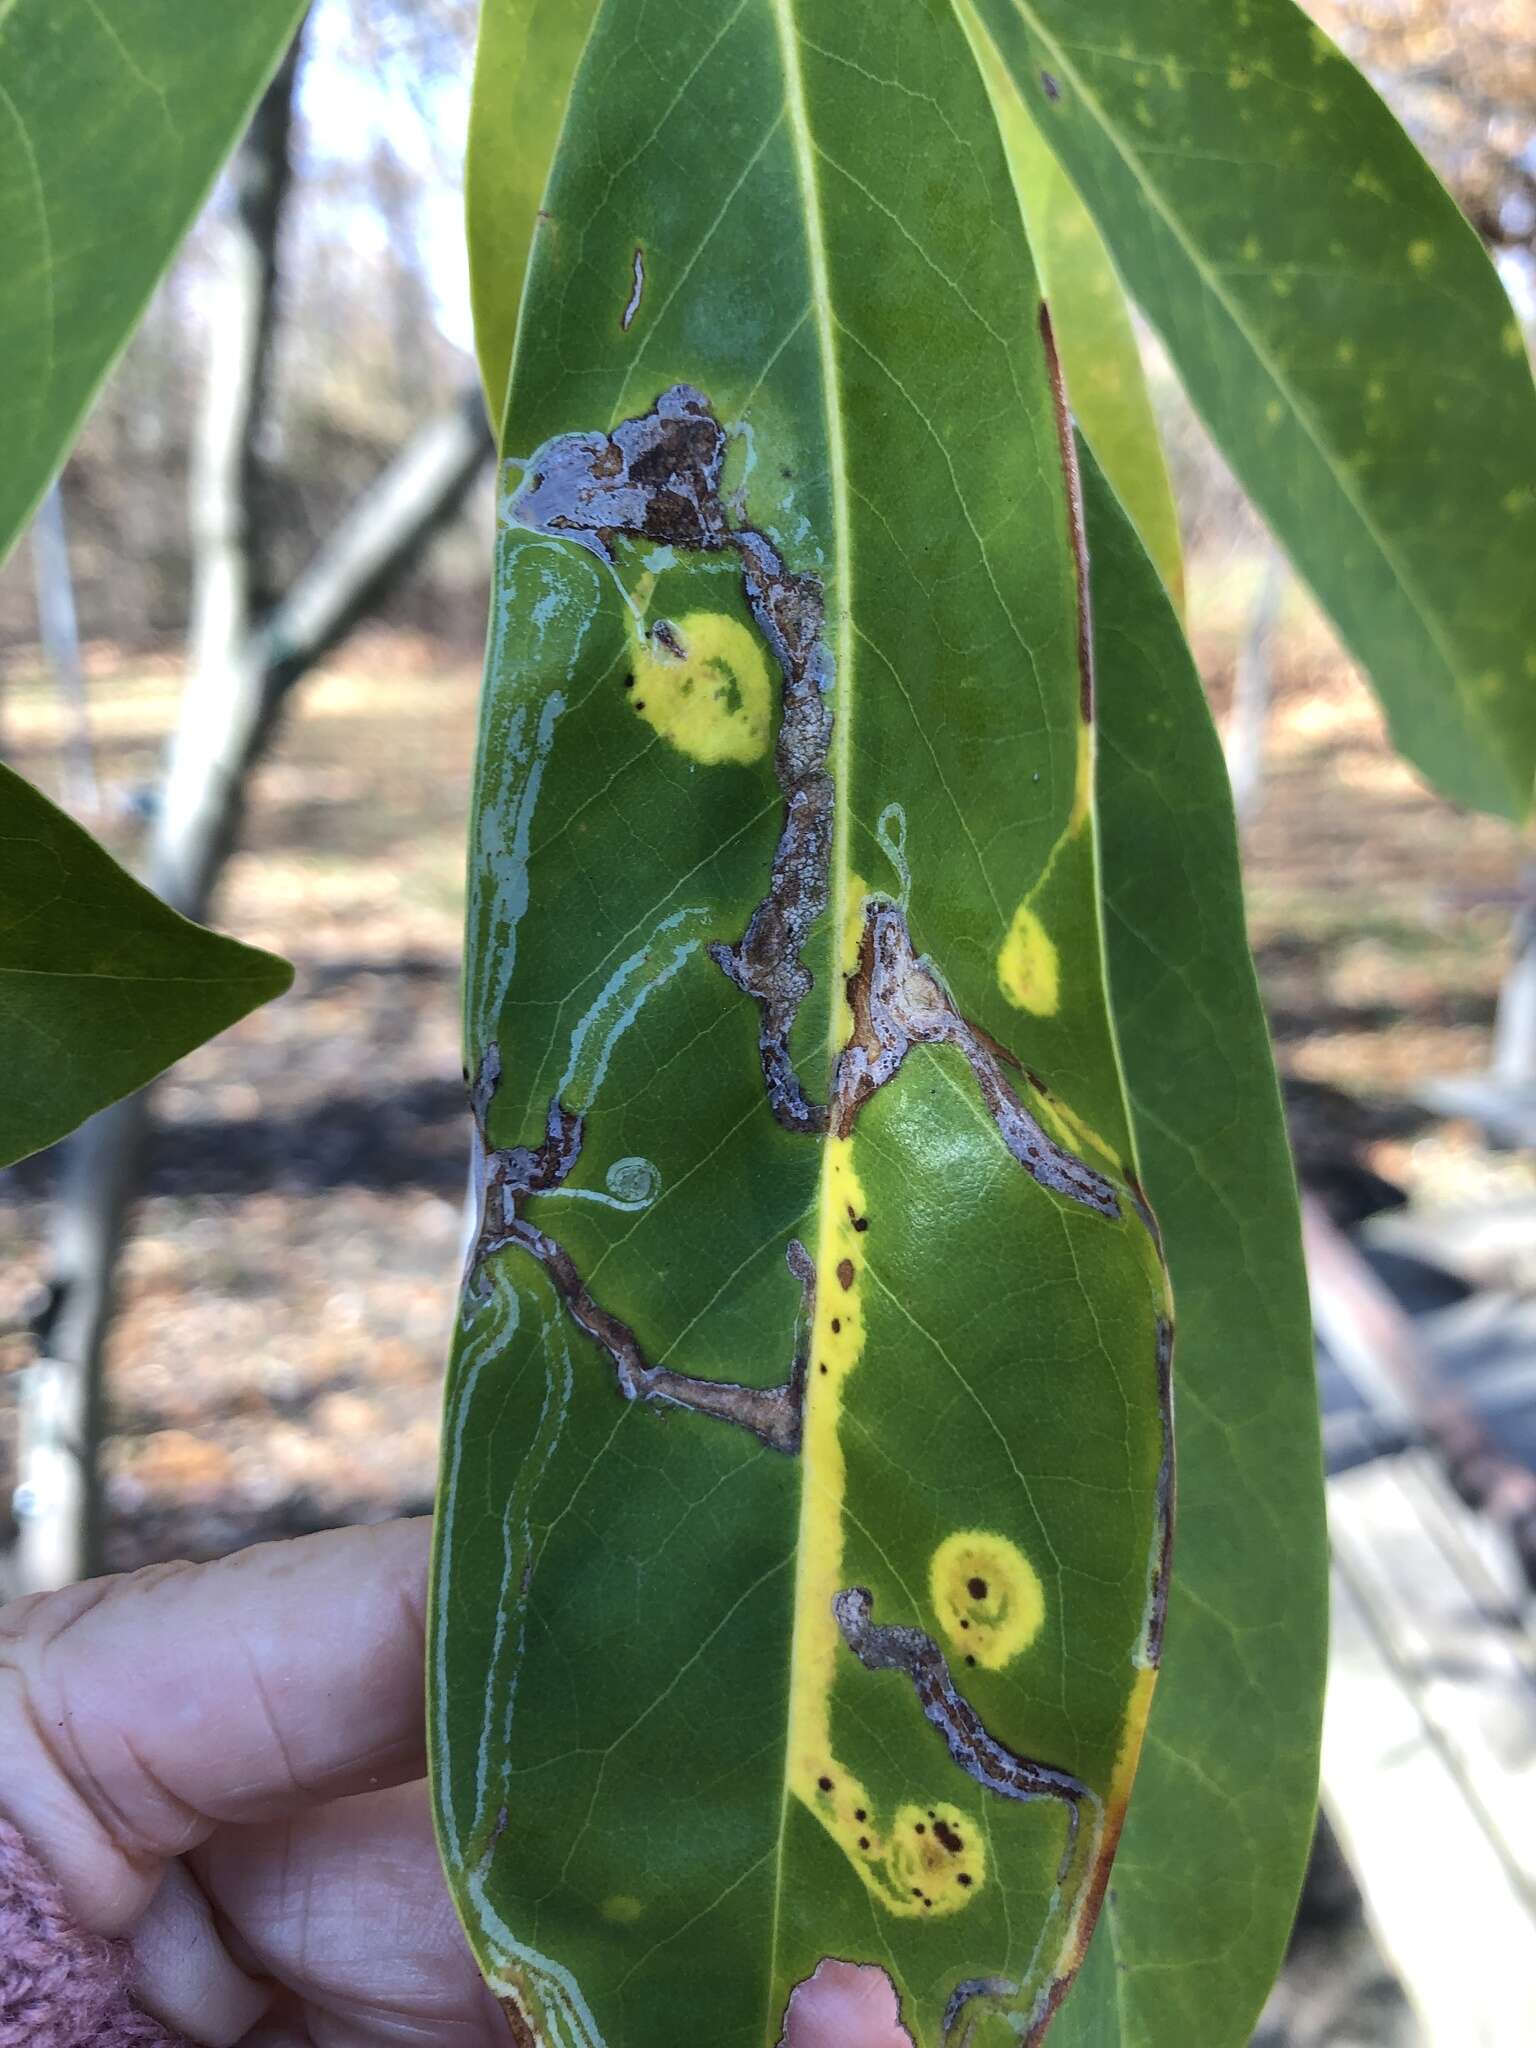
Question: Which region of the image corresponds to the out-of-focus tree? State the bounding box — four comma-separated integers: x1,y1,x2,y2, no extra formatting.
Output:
8,1,494,1592
0,0,486,657
1307,2,1536,261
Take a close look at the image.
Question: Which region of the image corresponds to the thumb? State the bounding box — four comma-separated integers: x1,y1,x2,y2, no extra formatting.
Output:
783,1960,913,2047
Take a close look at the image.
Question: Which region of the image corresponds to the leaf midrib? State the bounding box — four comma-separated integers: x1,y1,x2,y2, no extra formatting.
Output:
991,0,1489,765
763,0,855,2026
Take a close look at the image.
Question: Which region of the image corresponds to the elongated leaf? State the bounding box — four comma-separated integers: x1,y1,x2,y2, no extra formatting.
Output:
1046,450,1326,2047
465,0,600,435
432,3,1172,2042
0,764,292,1166
960,4,1183,611
971,0,1536,820
0,0,307,566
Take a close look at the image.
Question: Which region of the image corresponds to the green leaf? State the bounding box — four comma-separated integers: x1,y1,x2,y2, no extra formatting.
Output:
465,0,601,440
0,764,293,1167
0,0,307,567
1050,447,1326,2048
971,0,1536,820
960,2,1183,612
432,3,1174,2043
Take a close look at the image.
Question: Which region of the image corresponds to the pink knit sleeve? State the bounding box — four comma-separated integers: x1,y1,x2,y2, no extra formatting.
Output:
0,1818,190,2048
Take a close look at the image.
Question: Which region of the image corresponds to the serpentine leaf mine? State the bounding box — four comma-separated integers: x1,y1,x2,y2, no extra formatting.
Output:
446,385,1174,2047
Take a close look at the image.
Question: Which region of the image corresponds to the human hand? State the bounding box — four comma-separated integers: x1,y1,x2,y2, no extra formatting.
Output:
0,1520,910,2046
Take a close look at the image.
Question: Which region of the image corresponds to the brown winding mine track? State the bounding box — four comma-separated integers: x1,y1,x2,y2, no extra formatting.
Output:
467,381,1167,2047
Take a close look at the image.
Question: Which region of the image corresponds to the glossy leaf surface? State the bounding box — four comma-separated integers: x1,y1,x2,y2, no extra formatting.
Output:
0,764,293,1167
0,0,307,566
433,3,1172,2042
962,6,1183,611
973,0,1536,819
1048,451,1326,2047
465,0,599,433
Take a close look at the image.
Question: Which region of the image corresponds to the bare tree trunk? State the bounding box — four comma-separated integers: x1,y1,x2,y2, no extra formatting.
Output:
1224,542,1286,829
29,482,99,816
8,28,494,1593
1491,865,1536,1088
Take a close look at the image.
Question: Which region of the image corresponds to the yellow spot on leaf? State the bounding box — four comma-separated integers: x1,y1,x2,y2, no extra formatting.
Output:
997,728,1089,1017
1352,166,1389,201
602,1895,644,1924
1503,320,1527,360
1070,721,1093,831
1264,399,1283,425
998,903,1060,1016
841,871,870,979
626,610,771,765
931,1531,1045,1671
1227,64,1250,90
1035,1087,1124,1180
1107,1666,1158,1813
886,1802,986,1916
1336,339,1357,365
1241,234,1261,264
1407,238,1435,273
1053,1666,1159,1984
788,1132,986,1918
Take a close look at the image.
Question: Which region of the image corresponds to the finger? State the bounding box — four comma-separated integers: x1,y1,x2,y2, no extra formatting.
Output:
193,1780,506,2047
783,1960,914,2047
0,1519,432,1932
131,1861,271,2046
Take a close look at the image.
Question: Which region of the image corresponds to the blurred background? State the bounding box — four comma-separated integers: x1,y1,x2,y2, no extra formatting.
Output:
1,1,1533,2041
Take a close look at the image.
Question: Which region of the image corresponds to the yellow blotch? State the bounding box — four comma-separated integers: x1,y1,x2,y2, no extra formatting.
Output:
1069,721,1094,832
1052,1666,1159,1984
886,1802,986,1916
1407,238,1435,273
1352,166,1389,201
626,610,771,765
1227,64,1250,90
1336,339,1357,365
786,1141,988,1919
786,1139,872,1846
998,903,1060,1017
840,871,870,979
1106,1666,1158,1817
1240,233,1261,264
1503,320,1526,360
601,1895,644,1925
931,1531,1046,1671
1264,399,1283,425
1035,1086,1124,1181
997,731,1087,1018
